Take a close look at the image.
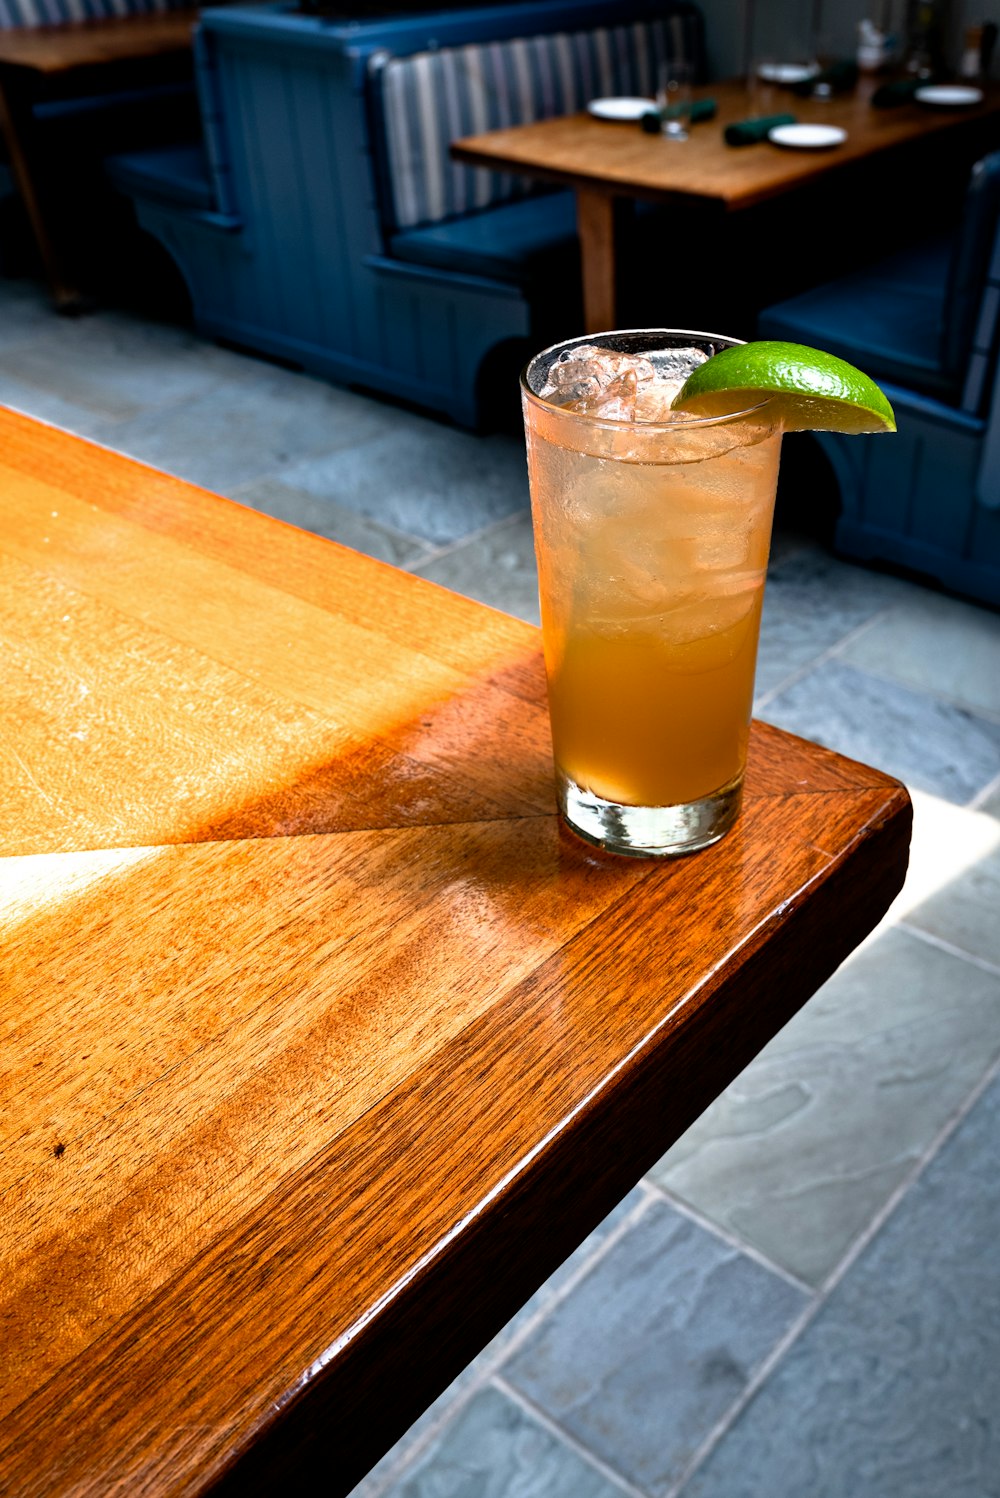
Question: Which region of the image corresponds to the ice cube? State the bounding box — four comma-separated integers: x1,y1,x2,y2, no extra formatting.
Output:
570,368,639,421
633,383,702,423
630,346,712,416
538,356,602,404
645,346,711,383
539,346,655,405
689,527,753,571
539,343,714,422
658,584,760,652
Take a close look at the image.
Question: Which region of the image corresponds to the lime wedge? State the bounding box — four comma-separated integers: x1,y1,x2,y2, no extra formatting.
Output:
671,340,896,433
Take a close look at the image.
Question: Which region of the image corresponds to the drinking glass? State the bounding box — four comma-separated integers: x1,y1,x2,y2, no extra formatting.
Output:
656,59,693,139
521,330,783,858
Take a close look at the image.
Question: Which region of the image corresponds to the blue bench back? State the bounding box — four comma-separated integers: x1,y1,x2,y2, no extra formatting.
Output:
368,4,704,232
950,151,1000,414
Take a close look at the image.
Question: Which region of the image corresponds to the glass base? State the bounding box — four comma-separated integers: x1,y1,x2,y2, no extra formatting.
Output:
557,770,744,857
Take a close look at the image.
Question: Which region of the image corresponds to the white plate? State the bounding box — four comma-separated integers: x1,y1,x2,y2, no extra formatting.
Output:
914,84,984,107
756,62,819,84
587,96,655,122
768,122,848,149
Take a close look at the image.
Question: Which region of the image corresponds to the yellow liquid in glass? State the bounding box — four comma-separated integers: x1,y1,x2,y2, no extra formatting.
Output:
548,586,763,806
528,407,780,810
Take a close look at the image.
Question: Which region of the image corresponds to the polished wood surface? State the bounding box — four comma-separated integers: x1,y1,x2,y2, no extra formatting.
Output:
453,76,1000,208
0,407,911,1495
453,76,1000,329
0,10,196,73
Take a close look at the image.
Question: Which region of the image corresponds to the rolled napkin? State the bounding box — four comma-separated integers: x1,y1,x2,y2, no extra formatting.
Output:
871,74,939,107
724,112,796,146
640,98,718,132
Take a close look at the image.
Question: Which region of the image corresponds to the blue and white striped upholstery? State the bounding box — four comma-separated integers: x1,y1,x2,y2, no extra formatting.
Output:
378,15,699,231
0,0,187,28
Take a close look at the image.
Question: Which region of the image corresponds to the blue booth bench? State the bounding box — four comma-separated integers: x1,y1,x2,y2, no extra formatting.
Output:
759,150,1000,608
106,0,705,428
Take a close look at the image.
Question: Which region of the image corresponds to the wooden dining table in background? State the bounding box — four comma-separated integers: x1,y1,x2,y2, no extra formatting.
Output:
0,9,198,309
452,76,1000,332
0,406,911,1495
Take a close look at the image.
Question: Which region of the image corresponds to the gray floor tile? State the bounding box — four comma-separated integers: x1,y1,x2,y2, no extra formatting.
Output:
501,1198,807,1495
232,476,432,567
0,367,103,437
681,1072,1000,1498
411,513,541,623
0,278,60,351
279,415,529,545
838,590,1000,720
649,927,1000,1287
376,1385,627,1498
83,367,392,495
754,546,921,701
350,1188,646,1498
2,311,247,422
876,790,1000,964
762,659,1000,804
903,839,1000,970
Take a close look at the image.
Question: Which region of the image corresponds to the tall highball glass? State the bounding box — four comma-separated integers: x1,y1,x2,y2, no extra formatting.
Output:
521,329,783,857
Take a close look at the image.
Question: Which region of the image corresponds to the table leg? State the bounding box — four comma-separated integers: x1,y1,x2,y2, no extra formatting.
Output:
0,72,87,312
575,188,623,334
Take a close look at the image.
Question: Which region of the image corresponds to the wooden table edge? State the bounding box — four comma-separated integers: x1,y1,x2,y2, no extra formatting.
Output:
203,776,912,1495
0,770,911,1497
0,409,914,1496
0,783,909,1497
0,10,199,75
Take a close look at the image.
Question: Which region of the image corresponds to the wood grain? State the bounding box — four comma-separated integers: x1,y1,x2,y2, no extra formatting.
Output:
452,77,1000,210
452,76,1000,329
0,407,911,1495
0,11,196,75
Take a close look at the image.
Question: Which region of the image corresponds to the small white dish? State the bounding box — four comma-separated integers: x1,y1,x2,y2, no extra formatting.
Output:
587,96,655,122
768,122,848,149
914,84,984,107
756,62,820,84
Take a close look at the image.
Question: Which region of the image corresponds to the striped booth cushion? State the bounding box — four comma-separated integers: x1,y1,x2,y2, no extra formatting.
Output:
0,0,187,26
376,13,701,232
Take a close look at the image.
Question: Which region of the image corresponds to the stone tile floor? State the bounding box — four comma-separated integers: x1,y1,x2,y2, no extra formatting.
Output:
2,275,998,1497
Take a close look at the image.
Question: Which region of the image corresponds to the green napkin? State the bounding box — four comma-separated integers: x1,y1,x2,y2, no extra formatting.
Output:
688,97,718,123
871,74,939,107
640,98,718,133
724,112,796,146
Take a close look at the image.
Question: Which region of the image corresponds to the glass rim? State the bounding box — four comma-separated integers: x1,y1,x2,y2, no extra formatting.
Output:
519,327,775,431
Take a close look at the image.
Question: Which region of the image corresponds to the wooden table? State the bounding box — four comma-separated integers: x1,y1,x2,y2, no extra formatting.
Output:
453,76,1000,331
0,9,198,309
0,407,911,1496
